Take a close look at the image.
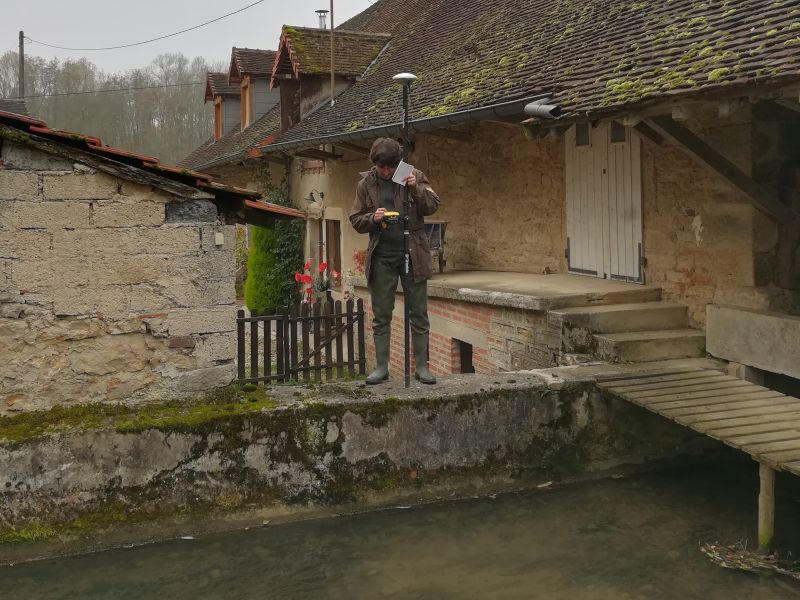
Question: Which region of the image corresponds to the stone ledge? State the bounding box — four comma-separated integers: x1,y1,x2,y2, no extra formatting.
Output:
0,370,719,561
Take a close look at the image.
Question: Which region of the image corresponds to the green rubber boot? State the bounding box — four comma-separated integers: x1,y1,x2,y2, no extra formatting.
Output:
366,334,390,385
413,333,437,385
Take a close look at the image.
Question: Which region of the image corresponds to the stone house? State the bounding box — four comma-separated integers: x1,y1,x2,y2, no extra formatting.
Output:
0,109,302,414
183,0,800,385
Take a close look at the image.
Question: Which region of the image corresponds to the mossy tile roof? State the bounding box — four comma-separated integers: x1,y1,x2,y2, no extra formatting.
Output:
205,73,241,101
271,0,800,148
179,102,282,170
272,26,391,79
231,48,277,78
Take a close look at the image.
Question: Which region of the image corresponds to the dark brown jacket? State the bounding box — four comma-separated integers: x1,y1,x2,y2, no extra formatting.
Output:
349,167,440,283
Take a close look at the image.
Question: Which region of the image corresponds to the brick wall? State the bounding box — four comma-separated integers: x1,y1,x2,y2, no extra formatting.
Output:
0,141,237,413
360,290,558,377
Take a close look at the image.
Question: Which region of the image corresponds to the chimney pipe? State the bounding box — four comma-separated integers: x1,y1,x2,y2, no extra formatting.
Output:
316,9,329,29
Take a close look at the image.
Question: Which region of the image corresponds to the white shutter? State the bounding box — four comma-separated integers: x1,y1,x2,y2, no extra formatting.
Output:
565,123,643,282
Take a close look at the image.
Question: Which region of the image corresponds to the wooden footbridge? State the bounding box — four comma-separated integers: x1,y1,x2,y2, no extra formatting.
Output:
597,366,800,551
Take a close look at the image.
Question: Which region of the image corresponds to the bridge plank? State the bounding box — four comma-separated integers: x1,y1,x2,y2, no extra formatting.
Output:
599,370,721,389
595,367,706,385
664,396,799,419
627,385,768,404
610,373,735,393
647,391,782,411
623,380,770,400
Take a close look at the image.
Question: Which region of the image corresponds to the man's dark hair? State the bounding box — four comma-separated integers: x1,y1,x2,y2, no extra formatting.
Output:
370,138,402,167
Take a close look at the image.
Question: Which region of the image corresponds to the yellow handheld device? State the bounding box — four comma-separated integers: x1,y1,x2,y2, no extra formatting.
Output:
380,211,400,229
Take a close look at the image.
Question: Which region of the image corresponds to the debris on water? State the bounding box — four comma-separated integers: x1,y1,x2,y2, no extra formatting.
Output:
180,536,195,540
395,506,410,509
701,541,800,581
262,520,271,526
611,474,625,480
537,481,553,489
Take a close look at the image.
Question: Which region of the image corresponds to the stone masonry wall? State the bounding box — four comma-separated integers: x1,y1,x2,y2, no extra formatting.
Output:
642,106,757,326
0,141,237,414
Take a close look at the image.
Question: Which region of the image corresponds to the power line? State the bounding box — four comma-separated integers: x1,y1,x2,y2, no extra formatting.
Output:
25,0,267,51
4,81,203,99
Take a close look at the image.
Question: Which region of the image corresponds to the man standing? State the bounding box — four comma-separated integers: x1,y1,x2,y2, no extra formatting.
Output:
349,138,440,385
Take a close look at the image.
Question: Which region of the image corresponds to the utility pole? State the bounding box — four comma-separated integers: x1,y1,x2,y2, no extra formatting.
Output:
330,0,335,107
18,31,25,99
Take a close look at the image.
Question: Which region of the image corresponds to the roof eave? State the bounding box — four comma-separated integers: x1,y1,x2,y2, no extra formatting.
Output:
262,93,553,153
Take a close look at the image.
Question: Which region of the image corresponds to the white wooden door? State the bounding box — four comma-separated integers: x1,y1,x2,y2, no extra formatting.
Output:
565,122,643,282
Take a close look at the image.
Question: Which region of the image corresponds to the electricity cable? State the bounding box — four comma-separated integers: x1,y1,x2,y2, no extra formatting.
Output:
25,0,266,51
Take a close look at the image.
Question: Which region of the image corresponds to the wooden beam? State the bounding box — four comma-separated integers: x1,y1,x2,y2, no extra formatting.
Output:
633,122,664,146
295,148,340,161
335,142,371,156
758,462,775,552
424,128,474,143
645,115,789,221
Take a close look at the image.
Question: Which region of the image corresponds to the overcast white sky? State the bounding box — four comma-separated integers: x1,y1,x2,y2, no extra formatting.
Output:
3,0,375,72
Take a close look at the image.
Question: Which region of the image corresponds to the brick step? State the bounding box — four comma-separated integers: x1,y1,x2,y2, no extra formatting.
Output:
551,302,688,334
594,329,706,363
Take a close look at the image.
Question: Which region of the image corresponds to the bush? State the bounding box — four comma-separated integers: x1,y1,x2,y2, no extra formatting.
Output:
243,164,304,311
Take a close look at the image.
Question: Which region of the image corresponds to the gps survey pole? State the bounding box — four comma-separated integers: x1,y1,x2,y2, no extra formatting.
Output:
392,72,417,388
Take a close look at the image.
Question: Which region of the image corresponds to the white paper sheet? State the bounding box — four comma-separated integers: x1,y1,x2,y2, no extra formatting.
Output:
391,161,414,186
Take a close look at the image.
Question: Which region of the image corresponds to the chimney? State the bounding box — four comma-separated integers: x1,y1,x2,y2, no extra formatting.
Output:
316,9,329,29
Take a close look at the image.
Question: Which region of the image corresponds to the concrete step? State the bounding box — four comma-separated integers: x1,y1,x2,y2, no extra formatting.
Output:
552,302,689,334
594,329,706,363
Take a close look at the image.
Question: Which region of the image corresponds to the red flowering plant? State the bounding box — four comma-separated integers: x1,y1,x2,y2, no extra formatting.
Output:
295,261,340,303
294,261,314,303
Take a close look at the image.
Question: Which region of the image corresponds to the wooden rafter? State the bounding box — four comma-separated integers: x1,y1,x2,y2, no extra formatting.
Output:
645,115,789,222
632,122,664,146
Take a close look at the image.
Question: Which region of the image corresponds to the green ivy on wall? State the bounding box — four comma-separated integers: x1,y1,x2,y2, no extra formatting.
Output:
244,162,304,311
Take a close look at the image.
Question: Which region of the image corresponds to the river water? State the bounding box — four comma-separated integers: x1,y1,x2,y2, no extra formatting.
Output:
3,462,800,600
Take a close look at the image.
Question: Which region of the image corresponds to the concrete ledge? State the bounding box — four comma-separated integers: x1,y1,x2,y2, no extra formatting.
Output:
707,304,800,379
0,370,718,561
355,271,661,311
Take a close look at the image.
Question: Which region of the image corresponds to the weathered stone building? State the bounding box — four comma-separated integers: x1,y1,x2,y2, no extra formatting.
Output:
0,110,301,414
183,0,800,382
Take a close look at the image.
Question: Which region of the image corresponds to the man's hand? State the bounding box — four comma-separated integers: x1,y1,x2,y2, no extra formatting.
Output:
373,207,386,223
404,172,417,188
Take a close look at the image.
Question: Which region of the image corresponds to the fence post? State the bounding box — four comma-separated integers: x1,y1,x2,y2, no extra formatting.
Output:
335,300,345,379
324,301,333,381
313,300,323,381
250,308,259,383
264,308,273,384
289,304,299,381
346,298,356,377
356,299,366,375
237,309,245,382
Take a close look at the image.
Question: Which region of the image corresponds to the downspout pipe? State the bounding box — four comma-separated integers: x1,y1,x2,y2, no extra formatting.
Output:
524,97,562,119
260,93,555,154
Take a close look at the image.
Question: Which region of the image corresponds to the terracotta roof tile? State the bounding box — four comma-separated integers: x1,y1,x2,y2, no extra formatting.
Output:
205,72,241,101
272,26,390,79
270,0,800,148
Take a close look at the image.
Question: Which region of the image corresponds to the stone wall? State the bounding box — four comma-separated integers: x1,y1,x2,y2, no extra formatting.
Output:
291,122,567,279
641,107,757,326
0,374,718,558
0,141,237,413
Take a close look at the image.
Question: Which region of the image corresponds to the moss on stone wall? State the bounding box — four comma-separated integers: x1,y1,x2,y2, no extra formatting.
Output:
0,385,276,446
